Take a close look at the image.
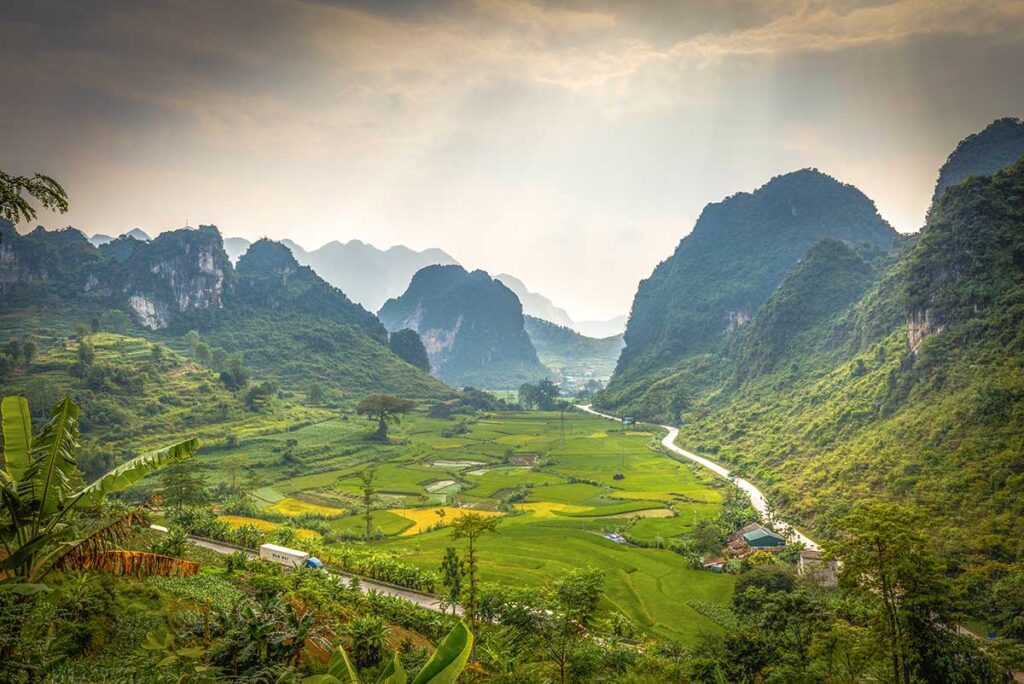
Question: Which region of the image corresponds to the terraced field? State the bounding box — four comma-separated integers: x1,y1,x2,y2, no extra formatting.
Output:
198,409,734,642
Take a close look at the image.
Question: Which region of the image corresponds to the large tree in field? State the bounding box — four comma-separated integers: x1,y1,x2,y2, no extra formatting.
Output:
0,395,199,587
355,395,414,441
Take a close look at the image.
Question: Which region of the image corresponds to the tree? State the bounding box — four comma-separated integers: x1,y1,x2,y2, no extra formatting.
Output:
518,383,539,410
356,469,376,540
355,395,414,441
439,546,465,615
244,380,278,412
0,395,197,584
182,330,200,355
308,382,325,405
547,567,604,683
159,461,208,510
194,341,212,365
828,502,962,684
0,170,68,224
75,338,95,375
220,353,249,390
221,454,249,491
451,512,500,638
5,338,22,361
388,329,431,373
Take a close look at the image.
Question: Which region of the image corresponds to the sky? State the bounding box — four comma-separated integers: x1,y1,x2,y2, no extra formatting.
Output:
2,1,1023,321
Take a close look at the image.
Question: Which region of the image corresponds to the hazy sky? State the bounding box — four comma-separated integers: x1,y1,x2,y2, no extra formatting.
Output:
2,1,1023,320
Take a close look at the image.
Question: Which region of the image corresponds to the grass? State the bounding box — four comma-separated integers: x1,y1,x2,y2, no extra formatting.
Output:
378,514,734,643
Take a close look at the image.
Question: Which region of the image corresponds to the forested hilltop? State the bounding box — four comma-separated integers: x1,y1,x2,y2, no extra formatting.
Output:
600,168,899,417
595,121,1024,577
0,221,446,402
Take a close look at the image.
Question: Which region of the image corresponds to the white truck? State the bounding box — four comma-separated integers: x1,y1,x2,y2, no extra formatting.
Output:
259,543,309,569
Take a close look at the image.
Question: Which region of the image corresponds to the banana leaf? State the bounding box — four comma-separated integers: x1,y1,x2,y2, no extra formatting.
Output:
1,396,32,483
20,396,78,517
76,438,199,506
411,622,473,684
379,653,407,684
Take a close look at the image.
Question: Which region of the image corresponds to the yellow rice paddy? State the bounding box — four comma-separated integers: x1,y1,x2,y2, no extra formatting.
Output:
266,497,347,517
389,506,503,537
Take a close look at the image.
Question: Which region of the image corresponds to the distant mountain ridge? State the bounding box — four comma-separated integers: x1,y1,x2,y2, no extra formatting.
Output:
263,237,459,313
0,222,445,398
495,274,575,328
378,264,550,388
523,315,623,386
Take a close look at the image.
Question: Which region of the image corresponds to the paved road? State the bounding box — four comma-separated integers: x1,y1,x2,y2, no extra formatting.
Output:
186,535,459,615
579,405,819,550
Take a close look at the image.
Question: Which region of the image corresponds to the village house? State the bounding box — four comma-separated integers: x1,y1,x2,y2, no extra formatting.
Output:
797,548,839,587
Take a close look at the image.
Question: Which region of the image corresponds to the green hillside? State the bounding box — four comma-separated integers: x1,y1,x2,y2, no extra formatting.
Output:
0,222,447,400
671,157,1024,580
599,169,898,417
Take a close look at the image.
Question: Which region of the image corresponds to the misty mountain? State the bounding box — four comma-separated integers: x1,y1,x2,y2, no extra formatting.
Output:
572,315,628,338
378,264,549,388
495,274,574,328
276,238,459,312
223,236,252,263
523,315,623,385
88,233,115,247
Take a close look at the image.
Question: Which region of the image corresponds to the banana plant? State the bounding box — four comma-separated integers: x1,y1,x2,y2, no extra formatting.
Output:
305,621,473,684
0,395,199,585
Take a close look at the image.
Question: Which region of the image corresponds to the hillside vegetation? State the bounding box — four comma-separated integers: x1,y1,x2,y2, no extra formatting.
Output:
601,169,898,415
0,222,446,400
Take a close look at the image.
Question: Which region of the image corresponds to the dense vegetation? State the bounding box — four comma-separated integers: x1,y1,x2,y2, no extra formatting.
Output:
600,168,898,415
379,265,550,388
931,117,1024,206
592,124,1024,650
0,222,446,400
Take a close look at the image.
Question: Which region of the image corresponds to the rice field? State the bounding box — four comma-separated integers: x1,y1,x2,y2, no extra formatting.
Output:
390,506,503,536
266,497,347,517
201,408,732,643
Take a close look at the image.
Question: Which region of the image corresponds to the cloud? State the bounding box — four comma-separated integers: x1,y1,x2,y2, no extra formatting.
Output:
1,0,1023,318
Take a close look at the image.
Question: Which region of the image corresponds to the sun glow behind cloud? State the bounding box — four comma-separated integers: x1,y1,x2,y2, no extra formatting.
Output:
2,0,1023,319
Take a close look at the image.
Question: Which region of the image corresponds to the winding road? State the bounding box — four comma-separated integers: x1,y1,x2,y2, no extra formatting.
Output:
579,405,819,550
